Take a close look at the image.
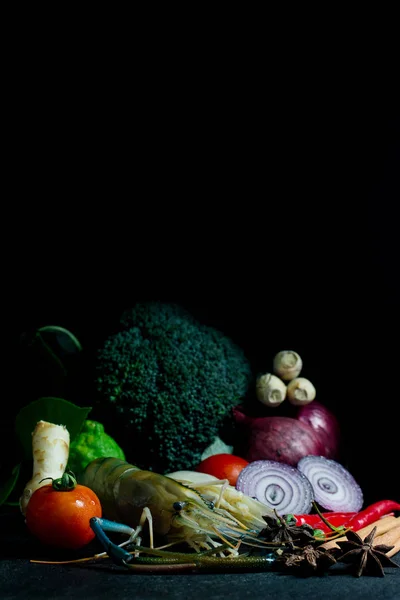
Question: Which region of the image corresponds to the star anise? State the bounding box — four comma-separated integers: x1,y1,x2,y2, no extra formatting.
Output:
336,526,400,577
261,512,315,546
280,544,337,576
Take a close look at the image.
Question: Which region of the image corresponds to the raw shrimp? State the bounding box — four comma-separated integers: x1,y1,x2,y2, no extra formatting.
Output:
80,458,274,552
165,470,270,532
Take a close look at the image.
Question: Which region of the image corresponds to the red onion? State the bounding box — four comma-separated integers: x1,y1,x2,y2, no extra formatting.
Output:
297,455,363,512
295,402,340,459
236,460,314,515
232,407,326,466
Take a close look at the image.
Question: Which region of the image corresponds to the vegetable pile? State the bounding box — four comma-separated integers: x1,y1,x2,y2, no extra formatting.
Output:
1,307,399,580
16,417,400,578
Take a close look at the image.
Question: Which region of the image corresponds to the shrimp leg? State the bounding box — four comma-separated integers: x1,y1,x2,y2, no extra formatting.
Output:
90,509,154,563
90,517,134,565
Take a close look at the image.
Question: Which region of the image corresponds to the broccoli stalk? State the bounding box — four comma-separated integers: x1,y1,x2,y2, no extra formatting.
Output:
94,303,252,473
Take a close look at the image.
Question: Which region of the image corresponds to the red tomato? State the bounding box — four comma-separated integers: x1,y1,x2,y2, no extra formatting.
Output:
25,484,102,550
195,454,249,486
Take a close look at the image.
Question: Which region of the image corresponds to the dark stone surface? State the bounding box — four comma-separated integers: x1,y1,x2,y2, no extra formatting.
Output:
1,547,400,600
1,509,399,599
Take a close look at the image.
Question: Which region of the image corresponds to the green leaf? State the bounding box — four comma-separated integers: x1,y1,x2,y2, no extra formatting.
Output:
15,397,92,460
17,326,84,404
37,326,83,355
0,463,21,506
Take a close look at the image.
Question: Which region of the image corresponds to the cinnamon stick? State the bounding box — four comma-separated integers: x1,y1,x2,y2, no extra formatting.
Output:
387,539,400,558
321,515,400,551
374,525,400,558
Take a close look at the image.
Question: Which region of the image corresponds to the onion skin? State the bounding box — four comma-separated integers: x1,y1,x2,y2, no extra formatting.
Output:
233,407,326,466
295,402,340,459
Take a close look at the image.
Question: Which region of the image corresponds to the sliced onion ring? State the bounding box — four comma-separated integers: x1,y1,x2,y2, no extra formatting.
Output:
297,455,363,512
235,460,314,515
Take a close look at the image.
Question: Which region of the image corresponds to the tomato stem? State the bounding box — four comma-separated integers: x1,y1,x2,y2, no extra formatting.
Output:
39,470,77,491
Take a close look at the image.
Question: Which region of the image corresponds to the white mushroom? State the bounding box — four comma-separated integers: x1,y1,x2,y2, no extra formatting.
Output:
273,350,303,381
256,373,287,407
287,377,316,405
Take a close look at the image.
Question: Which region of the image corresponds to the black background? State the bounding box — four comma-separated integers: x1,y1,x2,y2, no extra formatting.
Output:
5,95,399,506
1,33,399,600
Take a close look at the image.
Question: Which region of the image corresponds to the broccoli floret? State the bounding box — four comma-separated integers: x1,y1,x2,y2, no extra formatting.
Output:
94,302,252,473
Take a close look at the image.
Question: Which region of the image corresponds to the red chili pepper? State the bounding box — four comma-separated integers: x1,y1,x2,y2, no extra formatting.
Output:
293,512,358,529
293,512,356,533
344,500,400,531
